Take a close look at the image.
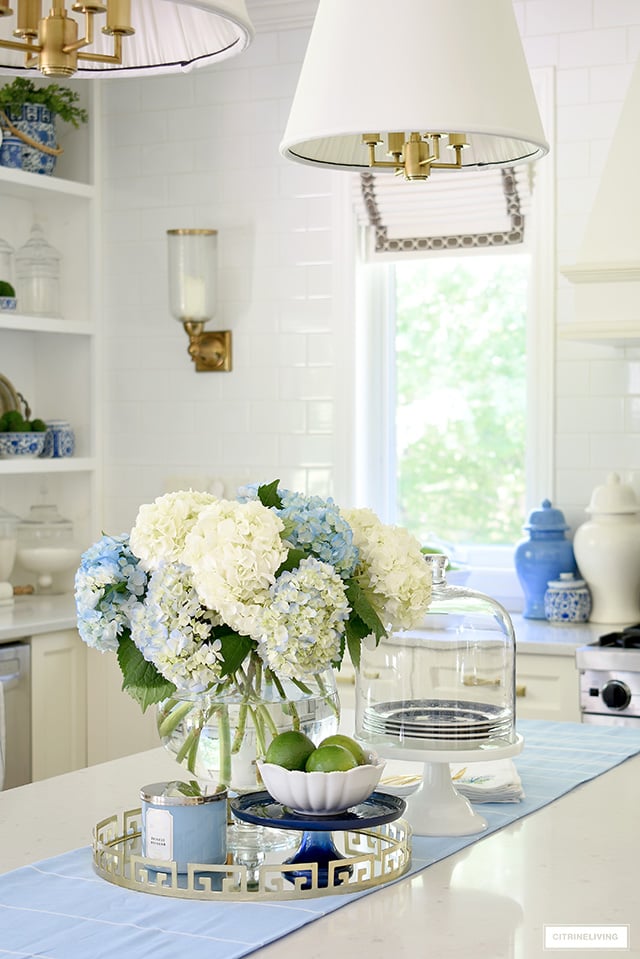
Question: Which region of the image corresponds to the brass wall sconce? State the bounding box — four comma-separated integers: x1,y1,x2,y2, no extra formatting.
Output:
167,228,231,373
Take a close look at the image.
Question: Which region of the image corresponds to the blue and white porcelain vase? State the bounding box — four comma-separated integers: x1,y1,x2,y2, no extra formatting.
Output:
0,103,58,176
514,499,577,620
544,573,591,624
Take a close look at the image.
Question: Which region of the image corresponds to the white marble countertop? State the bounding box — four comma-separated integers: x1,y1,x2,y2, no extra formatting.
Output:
0,743,637,958
0,592,77,643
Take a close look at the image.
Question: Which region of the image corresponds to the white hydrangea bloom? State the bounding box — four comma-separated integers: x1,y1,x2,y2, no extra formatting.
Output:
342,507,432,631
258,557,349,677
129,490,217,571
183,499,288,639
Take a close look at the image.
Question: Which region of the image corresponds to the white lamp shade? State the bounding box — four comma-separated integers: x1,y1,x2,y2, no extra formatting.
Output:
280,0,548,172
167,229,217,322
0,0,253,76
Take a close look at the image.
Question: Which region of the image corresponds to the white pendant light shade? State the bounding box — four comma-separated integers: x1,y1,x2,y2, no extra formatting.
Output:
0,1,254,77
281,0,548,173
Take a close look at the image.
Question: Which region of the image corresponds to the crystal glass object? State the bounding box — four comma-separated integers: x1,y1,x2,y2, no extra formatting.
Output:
15,224,61,316
355,554,521,837
356,554,517,754
0,237,14,284
16,503,79,593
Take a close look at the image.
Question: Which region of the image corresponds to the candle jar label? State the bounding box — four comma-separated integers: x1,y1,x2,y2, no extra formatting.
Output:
144,808,173,861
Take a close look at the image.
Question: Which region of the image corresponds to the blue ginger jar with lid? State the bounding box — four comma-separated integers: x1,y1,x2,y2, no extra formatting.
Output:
514,499,577,619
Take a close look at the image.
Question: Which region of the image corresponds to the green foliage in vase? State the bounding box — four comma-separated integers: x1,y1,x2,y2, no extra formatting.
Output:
395,255,528,546
0,280,16,297
0,77,88,127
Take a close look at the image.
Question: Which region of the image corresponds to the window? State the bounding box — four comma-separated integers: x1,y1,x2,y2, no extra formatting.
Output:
394,253,530,548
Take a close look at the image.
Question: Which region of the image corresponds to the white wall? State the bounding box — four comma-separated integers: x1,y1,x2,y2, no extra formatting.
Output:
101,0,640,541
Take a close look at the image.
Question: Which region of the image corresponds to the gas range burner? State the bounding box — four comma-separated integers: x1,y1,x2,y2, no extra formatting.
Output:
598,624,640,649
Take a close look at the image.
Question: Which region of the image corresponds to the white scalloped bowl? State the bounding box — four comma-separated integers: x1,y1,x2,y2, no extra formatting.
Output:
257,756,386,815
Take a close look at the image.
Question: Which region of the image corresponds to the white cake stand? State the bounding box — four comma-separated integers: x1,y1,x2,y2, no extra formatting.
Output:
377,734,524,837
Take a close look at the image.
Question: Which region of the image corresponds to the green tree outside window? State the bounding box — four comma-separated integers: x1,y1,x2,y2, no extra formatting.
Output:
395,255,529,546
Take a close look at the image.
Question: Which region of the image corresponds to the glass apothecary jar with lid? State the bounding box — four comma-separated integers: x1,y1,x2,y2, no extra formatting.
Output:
355,553,517,754
16,503,79,593
15,223,61,316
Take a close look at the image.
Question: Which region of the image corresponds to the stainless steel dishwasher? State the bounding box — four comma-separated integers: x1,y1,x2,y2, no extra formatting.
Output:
0,641,31,789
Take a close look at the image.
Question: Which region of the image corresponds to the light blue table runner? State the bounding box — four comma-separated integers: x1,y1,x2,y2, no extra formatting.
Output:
2,720,640,959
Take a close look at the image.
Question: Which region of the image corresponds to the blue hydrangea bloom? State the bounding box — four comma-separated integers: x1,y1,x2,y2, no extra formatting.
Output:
237,484,359,578
74,533,147,652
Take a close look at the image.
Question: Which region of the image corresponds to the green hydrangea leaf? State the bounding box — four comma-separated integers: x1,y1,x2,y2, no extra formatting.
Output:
276,546,308,576
257,479,283,509
117,633,175,712
344,580,387,670
216,632,255,677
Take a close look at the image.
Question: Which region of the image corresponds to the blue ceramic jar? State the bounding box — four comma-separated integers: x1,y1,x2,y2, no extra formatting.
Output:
544,573,591,624
514,499,577,620
41,420,75,458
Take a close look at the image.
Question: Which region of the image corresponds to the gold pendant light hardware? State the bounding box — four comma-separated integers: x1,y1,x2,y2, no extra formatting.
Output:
0,1,253,77
183,323,232,373
0,0,131,75
71,3,107,14
362,131,470,181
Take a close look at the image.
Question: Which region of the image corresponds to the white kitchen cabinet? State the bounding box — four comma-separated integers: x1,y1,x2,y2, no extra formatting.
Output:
514,649,580,722
30,628,87,781
85,646,160,766
336,645,581,723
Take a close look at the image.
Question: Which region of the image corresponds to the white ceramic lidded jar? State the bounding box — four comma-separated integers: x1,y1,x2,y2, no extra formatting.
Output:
573,473,640,624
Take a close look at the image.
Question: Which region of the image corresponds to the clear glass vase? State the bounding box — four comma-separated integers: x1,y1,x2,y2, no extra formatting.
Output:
157,664,340,792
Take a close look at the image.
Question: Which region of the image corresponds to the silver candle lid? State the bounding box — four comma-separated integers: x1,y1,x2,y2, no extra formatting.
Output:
140,780,227,806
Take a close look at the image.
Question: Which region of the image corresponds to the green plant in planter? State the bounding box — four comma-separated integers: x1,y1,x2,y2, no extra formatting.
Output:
0,78,88,127
0,77,88,176
0,280,16,298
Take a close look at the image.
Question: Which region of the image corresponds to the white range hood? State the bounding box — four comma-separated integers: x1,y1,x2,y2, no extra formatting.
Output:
561,58,640,341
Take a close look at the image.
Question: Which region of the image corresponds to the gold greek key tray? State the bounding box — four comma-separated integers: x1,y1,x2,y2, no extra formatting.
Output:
93,807,411,901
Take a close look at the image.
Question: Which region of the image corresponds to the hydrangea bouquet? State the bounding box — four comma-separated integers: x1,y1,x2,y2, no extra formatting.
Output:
75,480,431,787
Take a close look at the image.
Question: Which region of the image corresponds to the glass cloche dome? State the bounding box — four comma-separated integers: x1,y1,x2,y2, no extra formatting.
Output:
356,553,518,754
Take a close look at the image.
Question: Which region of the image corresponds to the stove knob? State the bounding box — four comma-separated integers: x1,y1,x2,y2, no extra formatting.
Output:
601,680,632,710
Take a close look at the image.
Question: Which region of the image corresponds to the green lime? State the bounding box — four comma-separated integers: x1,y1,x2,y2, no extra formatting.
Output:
305,743,359,772
264,730,316,770
318,734,368,766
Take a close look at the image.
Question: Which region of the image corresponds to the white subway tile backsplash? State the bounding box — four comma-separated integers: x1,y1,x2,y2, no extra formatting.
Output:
589,62,635,101
556,68,589,104
594,0,640,28
249,399,306,434
624,397,640,431
555,433,590,469
306,400,334,434
558,28,627,68
627,362,640,393
525,1,593,37
590,432,640,469
589,359,630,394
279,434,334,467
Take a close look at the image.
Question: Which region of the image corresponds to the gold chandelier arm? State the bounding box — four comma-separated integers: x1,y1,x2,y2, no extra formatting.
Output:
0,36,41,53
75,32,122,64
62,8,94,53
